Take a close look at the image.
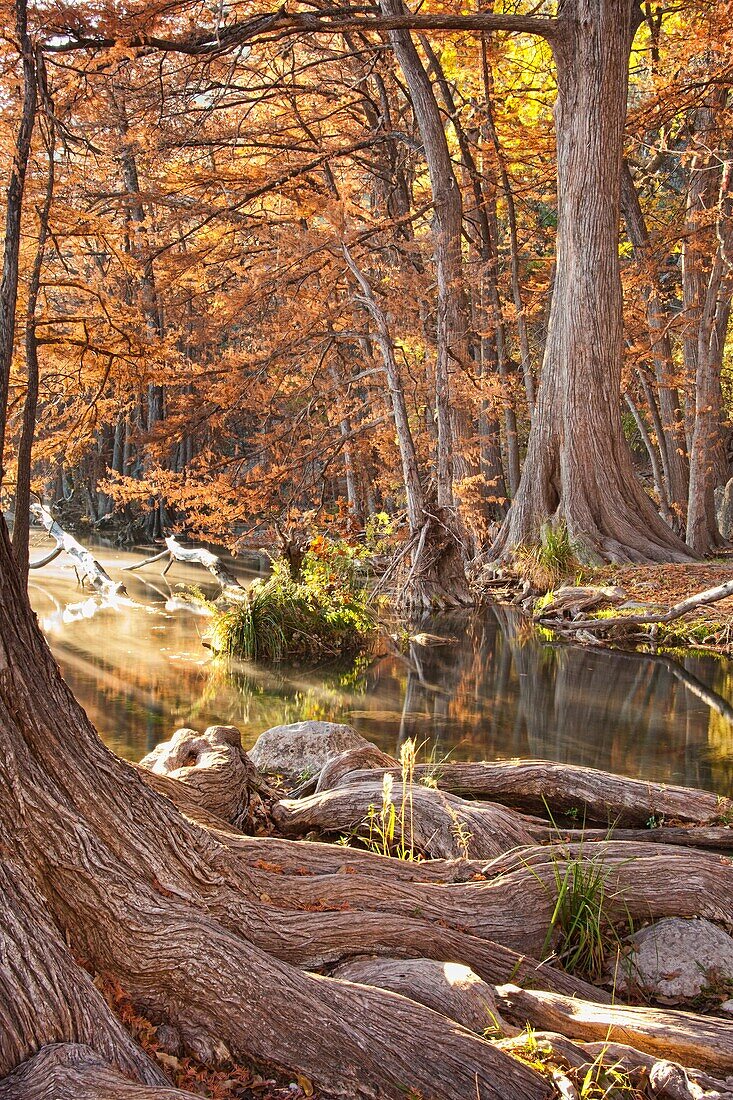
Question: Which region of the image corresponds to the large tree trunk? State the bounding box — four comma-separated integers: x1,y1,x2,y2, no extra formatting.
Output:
493,0,692,563
0,0,37,480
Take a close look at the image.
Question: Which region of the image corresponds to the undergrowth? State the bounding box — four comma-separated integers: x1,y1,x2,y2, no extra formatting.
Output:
514,522,584,591
532,821,633,985
507,1030,643,1099
205,537,377,661
364,738,419,860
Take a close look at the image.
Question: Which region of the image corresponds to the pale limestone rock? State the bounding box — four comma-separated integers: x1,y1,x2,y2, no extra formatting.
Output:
248,720,372,780
614,918,733,1003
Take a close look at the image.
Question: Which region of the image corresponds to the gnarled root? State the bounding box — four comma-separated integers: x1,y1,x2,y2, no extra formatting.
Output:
140,725,275,829
0,1045,199,1100
495,984,733,1075
273,778,546,859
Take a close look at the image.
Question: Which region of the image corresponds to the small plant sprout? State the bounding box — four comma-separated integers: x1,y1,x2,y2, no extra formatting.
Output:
363,739,419,860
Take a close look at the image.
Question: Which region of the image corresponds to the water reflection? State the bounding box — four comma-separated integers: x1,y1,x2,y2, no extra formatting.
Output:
26,538,733,793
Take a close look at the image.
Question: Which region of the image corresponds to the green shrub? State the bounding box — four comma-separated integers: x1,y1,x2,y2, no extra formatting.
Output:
208,536,376,662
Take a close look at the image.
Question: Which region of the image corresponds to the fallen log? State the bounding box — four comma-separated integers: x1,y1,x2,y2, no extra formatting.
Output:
324,758,732,827
532,585,628,619
29,504,126,597
123,536,245,595
495,984,733,1074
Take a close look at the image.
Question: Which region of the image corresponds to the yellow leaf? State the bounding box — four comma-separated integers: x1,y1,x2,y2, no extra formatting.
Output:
297,1073,314,1097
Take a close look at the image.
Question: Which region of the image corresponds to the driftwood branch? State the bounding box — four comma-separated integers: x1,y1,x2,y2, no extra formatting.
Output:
540,578,733,634
123,536,245,595
29,505,126,597
28,544,63,569
121,548,170,571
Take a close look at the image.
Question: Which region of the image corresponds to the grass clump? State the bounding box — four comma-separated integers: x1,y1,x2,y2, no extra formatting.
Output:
543,854,612,982
337,738,421,860
208,537,376,662
364,738,418,860
514,521,583,591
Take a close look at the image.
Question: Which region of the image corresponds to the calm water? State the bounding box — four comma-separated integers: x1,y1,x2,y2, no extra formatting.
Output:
27,535,733,794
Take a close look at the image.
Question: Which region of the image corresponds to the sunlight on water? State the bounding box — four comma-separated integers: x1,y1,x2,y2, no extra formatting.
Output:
27,535,733,793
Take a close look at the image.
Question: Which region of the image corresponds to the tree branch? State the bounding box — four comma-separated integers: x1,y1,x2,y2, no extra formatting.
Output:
43,8,558,56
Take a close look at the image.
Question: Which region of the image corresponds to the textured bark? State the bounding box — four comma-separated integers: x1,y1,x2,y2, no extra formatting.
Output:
0,863,166,1085
328,758,731,827
493,0,692,563
496,984,733,1074
332,957,515,1036
0,517,552,1100
686,156,733,555
0,1045,200,1099
139,724,273,829
273,777,546,859
380,0,486,546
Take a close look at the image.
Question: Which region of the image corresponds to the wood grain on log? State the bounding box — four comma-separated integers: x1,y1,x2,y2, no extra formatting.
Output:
328,759,732,827
495,985,733,1074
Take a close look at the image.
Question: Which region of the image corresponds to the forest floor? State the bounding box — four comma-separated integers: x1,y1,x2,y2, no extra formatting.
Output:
484,554,733,655
587,558,733,653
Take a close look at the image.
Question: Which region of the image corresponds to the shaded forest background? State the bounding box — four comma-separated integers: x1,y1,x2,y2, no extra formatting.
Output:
0,0,731,575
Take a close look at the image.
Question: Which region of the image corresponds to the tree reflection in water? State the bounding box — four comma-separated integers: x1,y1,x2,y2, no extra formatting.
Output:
29,571,733,793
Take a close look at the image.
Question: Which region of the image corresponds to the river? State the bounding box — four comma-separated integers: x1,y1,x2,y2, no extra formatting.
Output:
27,535,733,793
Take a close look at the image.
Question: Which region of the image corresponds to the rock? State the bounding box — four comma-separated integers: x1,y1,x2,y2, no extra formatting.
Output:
248,721,373,780
613,918,733,1003
719,1000,733,1017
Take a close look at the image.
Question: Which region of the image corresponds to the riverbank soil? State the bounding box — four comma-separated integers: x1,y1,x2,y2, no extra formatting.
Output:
589,558,733,651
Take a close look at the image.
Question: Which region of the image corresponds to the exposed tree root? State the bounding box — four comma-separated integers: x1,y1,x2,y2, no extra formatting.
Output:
272,777,546,859
3,504,733,1098
323,758,732,827
0,1044,199,1100
331,957,516,1036
140,724,275,829
495,985,733,1074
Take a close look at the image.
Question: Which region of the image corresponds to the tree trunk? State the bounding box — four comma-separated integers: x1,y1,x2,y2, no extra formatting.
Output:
493,0,692,563
620,160,689,524
343,245,470,606
0,0,37,482
381,0,486,552
12,114,54,581
686,162,733,554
